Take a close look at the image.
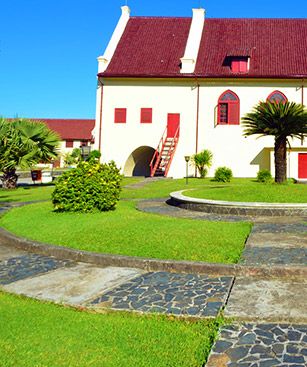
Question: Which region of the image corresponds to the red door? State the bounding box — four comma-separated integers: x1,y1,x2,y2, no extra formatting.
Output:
298,153,307,179
167,113,180,137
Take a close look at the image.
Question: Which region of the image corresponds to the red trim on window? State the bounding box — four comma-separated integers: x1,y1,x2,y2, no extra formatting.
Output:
140,108,152,123
267,90,288,104
217,90,240,125
66,140,73,148
114,108,127,123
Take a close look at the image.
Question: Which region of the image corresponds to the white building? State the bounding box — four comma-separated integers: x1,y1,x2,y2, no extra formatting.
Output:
93,6,307,179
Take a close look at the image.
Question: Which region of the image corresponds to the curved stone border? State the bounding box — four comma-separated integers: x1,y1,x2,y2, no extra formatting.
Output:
169,190,307,217
0,227,306,281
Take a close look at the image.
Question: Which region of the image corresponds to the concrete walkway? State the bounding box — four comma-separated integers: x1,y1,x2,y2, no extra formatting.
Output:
0,198,306,366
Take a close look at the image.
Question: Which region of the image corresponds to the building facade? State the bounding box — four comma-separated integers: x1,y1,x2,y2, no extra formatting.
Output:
93,7,307,179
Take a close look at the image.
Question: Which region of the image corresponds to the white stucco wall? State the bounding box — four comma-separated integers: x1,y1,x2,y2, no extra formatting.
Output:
94,78,306,179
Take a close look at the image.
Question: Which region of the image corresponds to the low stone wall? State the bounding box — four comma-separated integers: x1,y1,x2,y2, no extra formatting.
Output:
0,227,306,280
169,191,307,217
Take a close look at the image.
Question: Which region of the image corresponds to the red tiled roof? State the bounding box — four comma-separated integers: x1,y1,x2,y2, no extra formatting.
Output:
31,119,95,140
104,17,191,77
101,17,307,79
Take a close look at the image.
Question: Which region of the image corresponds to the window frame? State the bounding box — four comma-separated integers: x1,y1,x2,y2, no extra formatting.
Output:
267,91,288,104
65,140,74,148
217,90,240,125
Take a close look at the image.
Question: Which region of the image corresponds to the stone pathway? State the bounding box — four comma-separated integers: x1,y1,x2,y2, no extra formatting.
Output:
241,221,307,267
207,323,307,367
90,271,233,317
0,244,231,318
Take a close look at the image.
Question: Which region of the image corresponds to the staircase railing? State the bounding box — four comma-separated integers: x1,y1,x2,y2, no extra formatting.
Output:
150,127,167,177
164,126,180,177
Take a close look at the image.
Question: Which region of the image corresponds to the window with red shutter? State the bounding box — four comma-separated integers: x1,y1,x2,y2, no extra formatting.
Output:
114,108,127,123
140,108,152,123
66,140,74,148
267,91,287,104
217,90,240,125
231,57,248,74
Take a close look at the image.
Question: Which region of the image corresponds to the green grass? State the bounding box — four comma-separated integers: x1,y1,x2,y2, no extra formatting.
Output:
0,200,250,263
0,185,55,203
0,291,222,367
0,177,143,203
183,181,307,203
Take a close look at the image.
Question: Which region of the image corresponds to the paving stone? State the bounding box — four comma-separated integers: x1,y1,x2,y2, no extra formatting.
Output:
4,264,143,305
246,232,307,248
241,247,307,266
0,253,74,285
225,278,307,323
90,271,233,317
207,323,307,367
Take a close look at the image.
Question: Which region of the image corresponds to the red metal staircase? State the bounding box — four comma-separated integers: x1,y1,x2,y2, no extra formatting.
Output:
149,126,179,177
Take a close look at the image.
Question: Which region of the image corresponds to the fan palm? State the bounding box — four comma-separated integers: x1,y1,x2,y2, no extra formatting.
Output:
192,149,213,178
0,118,60,189
242,101,307,183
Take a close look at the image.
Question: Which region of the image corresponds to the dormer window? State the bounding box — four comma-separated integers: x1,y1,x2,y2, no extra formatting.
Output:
230,57,249,73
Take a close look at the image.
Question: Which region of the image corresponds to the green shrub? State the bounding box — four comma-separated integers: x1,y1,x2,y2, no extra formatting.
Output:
257,169,272,183
214,167,233,182
52,161,122,212
87,150,101,162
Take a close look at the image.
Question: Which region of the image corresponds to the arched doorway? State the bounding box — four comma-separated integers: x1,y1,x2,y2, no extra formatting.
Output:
123,146,155,176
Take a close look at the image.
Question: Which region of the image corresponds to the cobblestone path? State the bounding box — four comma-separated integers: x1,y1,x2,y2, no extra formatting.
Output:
241,221,307,267
90,271,233,317
0,245,232,318
207,323,307,367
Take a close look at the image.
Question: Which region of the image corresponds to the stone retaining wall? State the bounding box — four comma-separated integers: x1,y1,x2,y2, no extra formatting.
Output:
169,191,307,217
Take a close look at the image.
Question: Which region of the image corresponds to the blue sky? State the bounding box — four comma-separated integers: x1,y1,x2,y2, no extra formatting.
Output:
1,0,306,119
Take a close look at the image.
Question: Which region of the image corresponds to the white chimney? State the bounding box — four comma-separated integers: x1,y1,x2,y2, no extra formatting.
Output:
98,6,130,74
180,8,205,74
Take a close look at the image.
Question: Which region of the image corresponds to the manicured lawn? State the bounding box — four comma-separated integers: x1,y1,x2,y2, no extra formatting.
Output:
0,200,251,263
0,185,55,203
0,177,143,203
0,291,222,367
183,181,307,203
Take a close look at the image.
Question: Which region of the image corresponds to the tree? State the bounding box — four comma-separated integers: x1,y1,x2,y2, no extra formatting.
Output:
0,118,60,189
192,149,213,178
242,101,307,183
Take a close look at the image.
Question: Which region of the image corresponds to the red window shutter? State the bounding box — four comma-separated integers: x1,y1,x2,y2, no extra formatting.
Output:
231,58,248,73
140,108,152,123
66,140,73,148
231,61,240,73
114,108,127,123
228,102,240,125
239,60,247,73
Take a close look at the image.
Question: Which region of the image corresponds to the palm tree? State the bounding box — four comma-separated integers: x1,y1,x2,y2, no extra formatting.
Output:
242,101,307,183
192,149,213,178
0,118,60,189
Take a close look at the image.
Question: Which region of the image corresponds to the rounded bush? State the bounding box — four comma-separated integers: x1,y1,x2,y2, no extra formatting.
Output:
214,167,233,182
257,169,272,183
52,161,122,212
